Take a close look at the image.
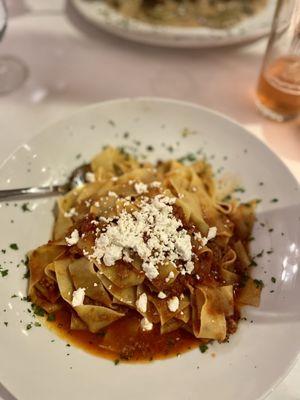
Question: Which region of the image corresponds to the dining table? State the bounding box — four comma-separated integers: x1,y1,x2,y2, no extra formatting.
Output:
0,1,299,399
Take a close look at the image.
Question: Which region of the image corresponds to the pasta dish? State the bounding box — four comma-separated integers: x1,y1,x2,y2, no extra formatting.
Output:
28,147,262,362
104,0,267,29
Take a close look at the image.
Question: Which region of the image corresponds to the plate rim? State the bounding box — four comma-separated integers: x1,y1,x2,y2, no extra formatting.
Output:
70,0,275,48
0,96,299,400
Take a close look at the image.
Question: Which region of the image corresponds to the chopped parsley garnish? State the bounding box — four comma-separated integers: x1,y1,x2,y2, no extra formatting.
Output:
3,322,8,327
23,269,30,279
123,132,130,139
9,243,19,250
270,290,274,293
34,322,41,327
0,269,8,277
271,198,278,203
32,304,46,317
75,153,81,160
268,228,274,233
255,250,264,258
26,323,32,330
66,343,71,347
1,249,6,254
249,260,257,267
271,277,276,283
47,313,56,322
199,344,208,353
234,187,245,193
266,250,273,255
253,279,264,289
10,294,18,298
178,153,197,163
114,359,120,365
222,195,232,202
146,145,154,152
21,203,31,212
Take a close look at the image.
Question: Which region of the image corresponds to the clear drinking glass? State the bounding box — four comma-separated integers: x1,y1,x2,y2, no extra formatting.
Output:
256,0,300,122
0,0,28,95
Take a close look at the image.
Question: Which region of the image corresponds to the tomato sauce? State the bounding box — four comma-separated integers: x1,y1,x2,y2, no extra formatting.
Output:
47,306,202,363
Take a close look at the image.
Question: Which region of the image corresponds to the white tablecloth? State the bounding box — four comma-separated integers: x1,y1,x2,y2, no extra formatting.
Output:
0,2,299,399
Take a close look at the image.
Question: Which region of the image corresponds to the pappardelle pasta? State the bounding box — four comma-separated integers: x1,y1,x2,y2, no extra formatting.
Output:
28,147,262,362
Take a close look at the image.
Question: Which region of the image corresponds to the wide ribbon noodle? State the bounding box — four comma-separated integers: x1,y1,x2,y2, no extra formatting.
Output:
28,147,261,346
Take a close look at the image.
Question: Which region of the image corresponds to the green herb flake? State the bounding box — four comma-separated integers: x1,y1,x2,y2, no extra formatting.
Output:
271,277,276,283
23,269,30,279
268,228,274,233
146,145,154,152
249,260,257,267
47,313,56,322
9,243,19,250
66,343,71,347
266,250,273,255
114,359,120,365
270,290,274,293
271,198,278,203
255,250,264,258
1,249,6,254
34,322,41,327
253,279,264,289
0,270,8,277
234,187,245,193
75,153,82,160
26,323,32,330
123,132,130,139
10,294,18,298
199,344,208,353
259,182,264,186
3,322,8,327
21,203,31,212
32,304,45,317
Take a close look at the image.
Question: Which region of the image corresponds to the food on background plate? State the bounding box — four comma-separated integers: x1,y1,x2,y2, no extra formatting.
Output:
104,0,268,28
28,147,262,362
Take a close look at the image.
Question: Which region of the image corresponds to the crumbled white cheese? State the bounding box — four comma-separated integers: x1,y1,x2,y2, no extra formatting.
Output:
158,291,167,299
167,296,179,312
150,181,161,188
65,229,79,246
207,226,217,241
64,207,77,218
165,271,175,283
136,293,147,313
134,182,148,194
85,172,95,183
111,177,118,182
140,317,153,331
108,191,118,198
94,201,100,207
90,195,194,279
123,250,133,263
143,262,159,280
191,186,197,192
93,283,98,287
72,287,85,307
185,261,194,274
194,227,217,247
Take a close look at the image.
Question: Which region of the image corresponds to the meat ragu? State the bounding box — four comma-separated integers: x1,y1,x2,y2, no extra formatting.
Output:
28,147,262,362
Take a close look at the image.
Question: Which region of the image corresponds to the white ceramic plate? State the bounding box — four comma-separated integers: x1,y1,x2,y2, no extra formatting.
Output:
71,0,276,48
0,98,299,400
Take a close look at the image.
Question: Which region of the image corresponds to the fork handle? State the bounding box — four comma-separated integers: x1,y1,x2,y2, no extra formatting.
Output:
0,184,68,201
